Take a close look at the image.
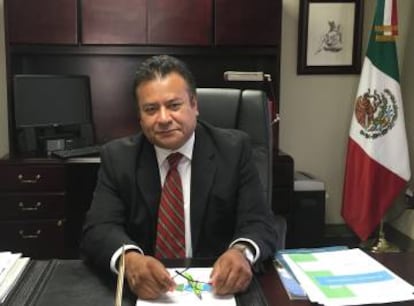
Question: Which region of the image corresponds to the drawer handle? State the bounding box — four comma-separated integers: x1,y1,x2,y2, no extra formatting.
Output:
18,201,42,211
19,229,41,239
17,174,41,184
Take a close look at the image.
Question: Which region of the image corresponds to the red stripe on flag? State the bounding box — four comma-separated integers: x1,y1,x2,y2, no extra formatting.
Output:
342,138,406,241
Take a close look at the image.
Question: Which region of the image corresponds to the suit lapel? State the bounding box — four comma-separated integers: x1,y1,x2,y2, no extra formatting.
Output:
190,125,216,252
136,140,161,219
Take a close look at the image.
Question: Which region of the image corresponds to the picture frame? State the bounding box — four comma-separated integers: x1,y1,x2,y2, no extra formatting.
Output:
297,0,363,74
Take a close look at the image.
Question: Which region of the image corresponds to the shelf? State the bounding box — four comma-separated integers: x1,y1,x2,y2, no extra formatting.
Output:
9,45,280,56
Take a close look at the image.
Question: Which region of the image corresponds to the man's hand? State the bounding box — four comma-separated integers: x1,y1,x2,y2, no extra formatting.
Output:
124,252,176,299
209,248,253,295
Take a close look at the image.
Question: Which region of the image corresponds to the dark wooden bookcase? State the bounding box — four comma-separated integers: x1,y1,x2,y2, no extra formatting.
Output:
2,0,292,258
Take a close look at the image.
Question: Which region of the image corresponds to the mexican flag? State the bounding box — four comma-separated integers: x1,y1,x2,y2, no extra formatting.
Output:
342,0,410,241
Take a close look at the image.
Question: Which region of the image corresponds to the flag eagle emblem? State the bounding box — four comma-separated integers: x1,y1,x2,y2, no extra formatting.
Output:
355,88,398,139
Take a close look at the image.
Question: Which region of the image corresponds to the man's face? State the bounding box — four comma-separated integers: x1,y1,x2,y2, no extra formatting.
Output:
136,72,199,150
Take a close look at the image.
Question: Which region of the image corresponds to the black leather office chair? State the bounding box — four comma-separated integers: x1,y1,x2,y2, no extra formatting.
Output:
196,88,286,250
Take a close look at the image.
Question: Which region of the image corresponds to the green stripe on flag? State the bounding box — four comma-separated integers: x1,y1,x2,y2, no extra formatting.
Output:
366,0,400,82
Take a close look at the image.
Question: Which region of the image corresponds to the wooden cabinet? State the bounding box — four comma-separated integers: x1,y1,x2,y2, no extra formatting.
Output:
215,0,282,46
0,160,65,258
0,159,100,259
148,0,212,45
81,0,147,44
82,0,212,46
7,0,280,46
6,0,78,44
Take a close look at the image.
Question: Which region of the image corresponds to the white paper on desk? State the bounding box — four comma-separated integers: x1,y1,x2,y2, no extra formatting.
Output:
282,248,414,306
0,252,21,285
0,257,29,303
136,268,236,306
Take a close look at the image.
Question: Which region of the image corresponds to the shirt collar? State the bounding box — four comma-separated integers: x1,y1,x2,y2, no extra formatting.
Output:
154,132,195,166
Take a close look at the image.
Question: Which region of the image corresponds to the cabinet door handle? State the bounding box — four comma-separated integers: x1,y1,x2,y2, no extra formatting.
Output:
18,201,42,211
19,229,41,239
17,174,41,184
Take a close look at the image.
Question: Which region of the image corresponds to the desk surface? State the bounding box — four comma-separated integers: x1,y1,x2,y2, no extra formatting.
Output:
5,252,414,306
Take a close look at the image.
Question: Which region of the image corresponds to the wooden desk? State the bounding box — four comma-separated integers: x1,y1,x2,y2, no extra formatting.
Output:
259,252,414,306
5,253,414,306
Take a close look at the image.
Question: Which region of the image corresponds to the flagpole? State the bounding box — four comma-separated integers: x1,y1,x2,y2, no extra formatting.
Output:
367,219,400,253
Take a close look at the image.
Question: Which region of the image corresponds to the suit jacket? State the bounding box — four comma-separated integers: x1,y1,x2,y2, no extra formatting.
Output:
81,121,277,272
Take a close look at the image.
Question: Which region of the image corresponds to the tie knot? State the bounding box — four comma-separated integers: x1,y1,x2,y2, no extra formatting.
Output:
167,152,182,169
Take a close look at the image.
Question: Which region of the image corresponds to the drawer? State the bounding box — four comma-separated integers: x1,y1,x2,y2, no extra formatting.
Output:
0,164,64,192
0,219,65,259
0,193,65,220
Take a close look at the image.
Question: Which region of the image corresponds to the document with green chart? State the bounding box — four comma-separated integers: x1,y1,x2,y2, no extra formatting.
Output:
281,248,414,306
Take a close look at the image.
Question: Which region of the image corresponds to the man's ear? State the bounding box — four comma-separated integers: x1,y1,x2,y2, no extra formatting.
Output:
191,96,199,115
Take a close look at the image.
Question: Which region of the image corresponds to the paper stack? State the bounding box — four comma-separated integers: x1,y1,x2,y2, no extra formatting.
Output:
276,247,414,306
0,251,30,303
274,246,347,300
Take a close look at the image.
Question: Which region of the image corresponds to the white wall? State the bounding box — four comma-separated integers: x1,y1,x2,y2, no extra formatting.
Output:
390,2,414,238
280,0,414,238
0,0,8,158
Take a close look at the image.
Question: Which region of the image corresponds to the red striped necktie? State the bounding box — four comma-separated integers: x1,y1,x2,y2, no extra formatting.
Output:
155,152,185,259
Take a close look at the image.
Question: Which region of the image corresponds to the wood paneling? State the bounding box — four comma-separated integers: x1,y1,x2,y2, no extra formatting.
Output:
215,0,281,46
7,0,78,44
148,0,212,45
81,0,147,44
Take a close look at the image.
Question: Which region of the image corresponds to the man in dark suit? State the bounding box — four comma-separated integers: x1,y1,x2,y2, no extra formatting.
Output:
81,55,278,299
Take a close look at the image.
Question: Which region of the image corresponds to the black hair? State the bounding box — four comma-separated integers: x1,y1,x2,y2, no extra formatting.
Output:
133,55,197,101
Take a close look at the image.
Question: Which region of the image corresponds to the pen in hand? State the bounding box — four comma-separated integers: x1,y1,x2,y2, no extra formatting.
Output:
174,269,207,300
174,269,211,285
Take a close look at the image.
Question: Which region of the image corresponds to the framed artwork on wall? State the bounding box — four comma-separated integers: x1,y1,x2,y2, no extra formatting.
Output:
297,0,363,74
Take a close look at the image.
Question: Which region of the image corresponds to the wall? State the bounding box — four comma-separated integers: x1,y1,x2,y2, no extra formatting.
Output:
280,0,414,238
390,2,414,238
0,0,8,157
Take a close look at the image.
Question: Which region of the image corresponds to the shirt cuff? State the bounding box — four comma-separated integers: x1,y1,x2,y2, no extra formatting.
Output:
110,244,143,274
229,238,260,264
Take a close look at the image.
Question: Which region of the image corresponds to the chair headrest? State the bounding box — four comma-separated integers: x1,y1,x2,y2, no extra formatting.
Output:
196,88,241,129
